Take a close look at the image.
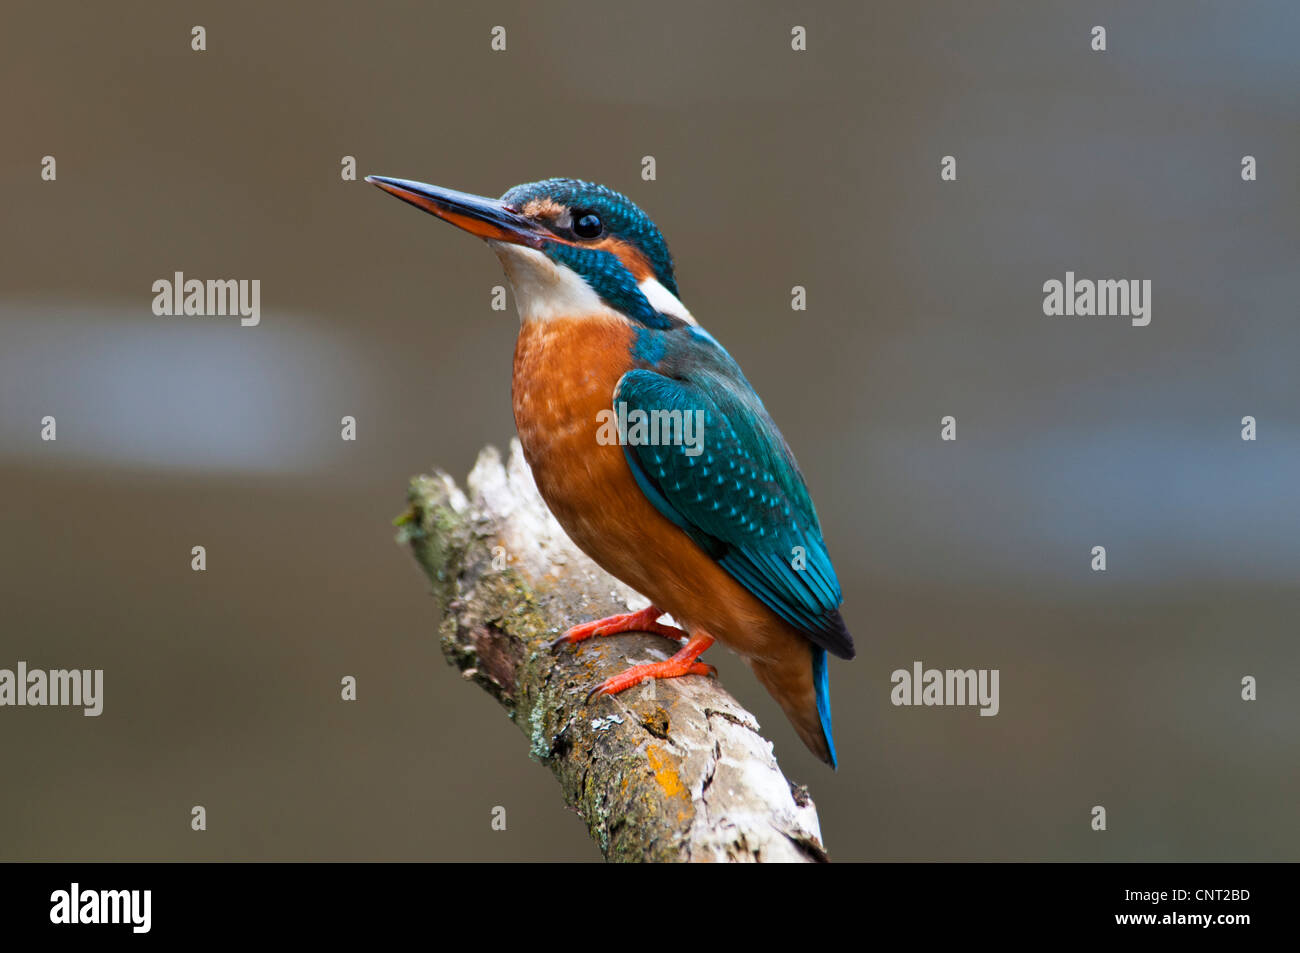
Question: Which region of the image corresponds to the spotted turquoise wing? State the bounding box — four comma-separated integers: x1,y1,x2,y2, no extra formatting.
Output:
613,367,854,660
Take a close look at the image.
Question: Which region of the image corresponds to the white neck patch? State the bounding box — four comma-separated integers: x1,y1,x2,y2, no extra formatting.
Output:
638,275,697,325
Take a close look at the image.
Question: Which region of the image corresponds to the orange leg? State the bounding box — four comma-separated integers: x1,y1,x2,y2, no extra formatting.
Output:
551,605,686,649
586,634,717,701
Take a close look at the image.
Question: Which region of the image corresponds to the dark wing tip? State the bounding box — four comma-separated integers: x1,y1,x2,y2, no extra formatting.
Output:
820,609,855,660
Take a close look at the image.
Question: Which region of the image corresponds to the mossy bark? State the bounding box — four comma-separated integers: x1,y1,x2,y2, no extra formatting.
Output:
397,441,827,862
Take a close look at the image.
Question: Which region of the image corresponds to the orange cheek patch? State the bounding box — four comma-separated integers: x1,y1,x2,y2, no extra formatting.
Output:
592,238,654,280
513,222,655,280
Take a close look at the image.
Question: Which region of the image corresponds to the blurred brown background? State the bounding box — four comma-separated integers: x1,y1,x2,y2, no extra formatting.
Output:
2,1,1297,861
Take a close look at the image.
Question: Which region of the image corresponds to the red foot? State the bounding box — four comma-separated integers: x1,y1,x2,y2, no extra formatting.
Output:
551,605,686,649
586,634,717,701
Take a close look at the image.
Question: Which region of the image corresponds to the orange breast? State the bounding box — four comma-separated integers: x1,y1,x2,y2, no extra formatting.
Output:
511,316,790,656
511,315,651,562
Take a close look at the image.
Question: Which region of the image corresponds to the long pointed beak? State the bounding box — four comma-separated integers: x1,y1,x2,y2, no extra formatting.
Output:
364,176,547,249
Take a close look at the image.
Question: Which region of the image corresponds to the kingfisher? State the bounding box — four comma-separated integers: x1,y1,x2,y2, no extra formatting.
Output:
367,175,855,766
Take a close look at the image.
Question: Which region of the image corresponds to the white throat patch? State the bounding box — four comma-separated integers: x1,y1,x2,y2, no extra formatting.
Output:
489,242,621,324
488,241,696,327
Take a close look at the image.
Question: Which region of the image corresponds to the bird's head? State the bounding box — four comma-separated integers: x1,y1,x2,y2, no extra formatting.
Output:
365,175,692,328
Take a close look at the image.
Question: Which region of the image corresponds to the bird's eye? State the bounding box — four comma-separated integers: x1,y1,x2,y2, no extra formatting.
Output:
573,211,603,239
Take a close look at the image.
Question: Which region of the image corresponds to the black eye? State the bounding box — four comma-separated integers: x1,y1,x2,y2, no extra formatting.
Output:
573,211,603,239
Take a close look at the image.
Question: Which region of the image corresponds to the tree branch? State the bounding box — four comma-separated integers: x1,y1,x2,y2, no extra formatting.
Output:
396,440,828,862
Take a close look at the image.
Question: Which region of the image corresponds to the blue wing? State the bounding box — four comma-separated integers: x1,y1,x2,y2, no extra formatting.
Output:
614,346,854,660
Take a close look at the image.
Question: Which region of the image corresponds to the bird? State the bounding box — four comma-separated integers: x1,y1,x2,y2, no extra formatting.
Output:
366,175,855,766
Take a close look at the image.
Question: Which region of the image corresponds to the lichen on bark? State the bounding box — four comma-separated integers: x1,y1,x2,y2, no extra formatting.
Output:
397,441,828,863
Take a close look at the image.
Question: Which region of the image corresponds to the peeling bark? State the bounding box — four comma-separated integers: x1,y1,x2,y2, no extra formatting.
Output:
397,440,828,863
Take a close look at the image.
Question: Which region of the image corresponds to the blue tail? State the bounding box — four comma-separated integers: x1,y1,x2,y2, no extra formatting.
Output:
812,646,838,769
